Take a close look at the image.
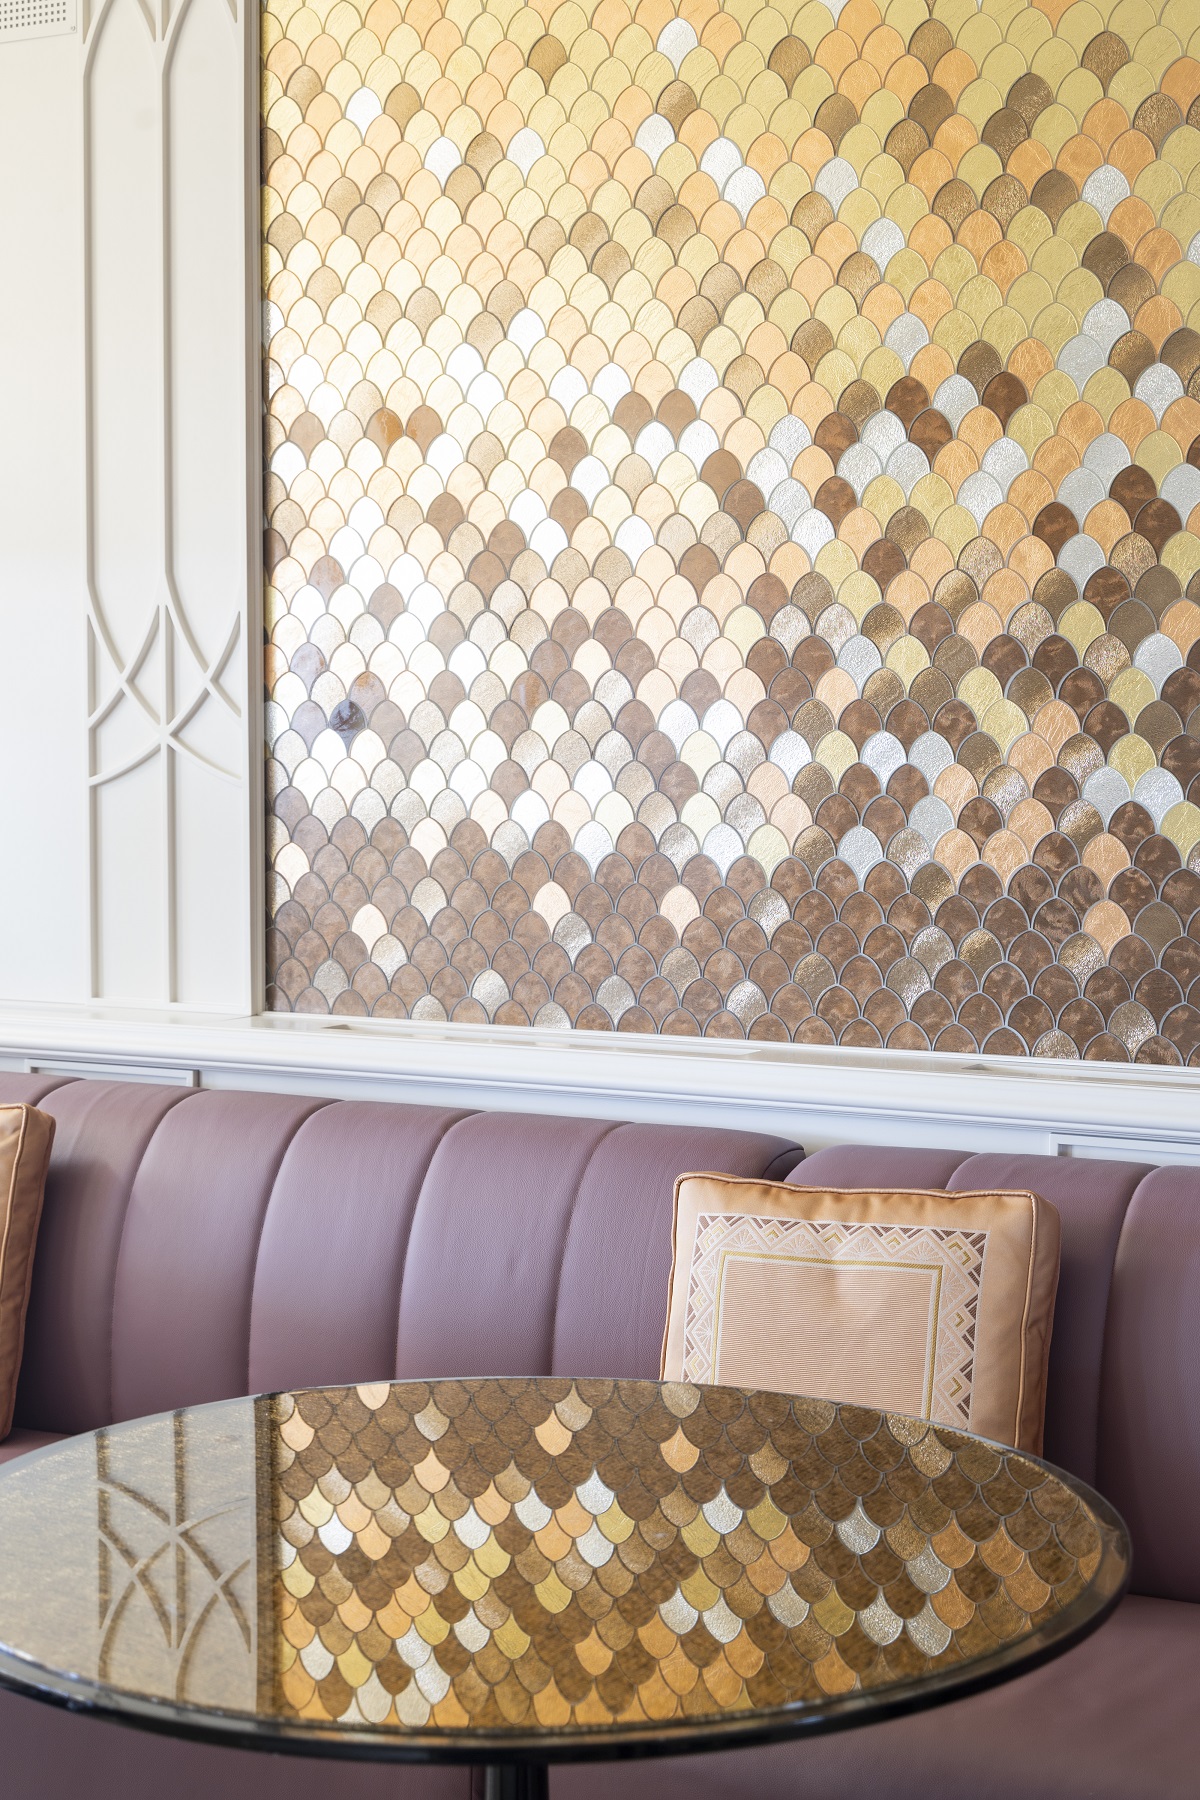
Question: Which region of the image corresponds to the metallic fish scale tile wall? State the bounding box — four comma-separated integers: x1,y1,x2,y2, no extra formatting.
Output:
263,0,1200,1062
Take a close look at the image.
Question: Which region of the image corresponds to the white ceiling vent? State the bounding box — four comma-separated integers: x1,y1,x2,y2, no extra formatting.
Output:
0,0,76,39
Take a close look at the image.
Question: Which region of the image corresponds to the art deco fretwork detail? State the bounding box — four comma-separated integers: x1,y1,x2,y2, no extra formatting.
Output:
263,0,1200,1060
84,0,251,1005
680,1214,985,1421
95,1408,259,1707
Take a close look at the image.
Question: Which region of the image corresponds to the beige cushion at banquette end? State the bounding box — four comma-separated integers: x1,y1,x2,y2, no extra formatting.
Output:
0,1105,56,1440
662,1175,1061,1454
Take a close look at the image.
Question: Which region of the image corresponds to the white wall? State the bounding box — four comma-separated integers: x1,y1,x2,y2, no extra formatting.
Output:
0,31,89,1002
0,0,256,1014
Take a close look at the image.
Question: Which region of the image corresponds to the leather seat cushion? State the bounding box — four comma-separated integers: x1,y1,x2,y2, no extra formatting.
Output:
0,1686,465,1800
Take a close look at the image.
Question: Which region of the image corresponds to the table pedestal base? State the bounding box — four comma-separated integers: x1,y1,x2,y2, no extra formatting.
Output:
481,1761,549,1800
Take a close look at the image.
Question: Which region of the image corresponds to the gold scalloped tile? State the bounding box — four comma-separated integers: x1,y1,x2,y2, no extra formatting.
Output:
263,0,1200,1061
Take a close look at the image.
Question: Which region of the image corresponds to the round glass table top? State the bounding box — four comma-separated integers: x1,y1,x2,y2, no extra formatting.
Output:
0,1379,1128,1763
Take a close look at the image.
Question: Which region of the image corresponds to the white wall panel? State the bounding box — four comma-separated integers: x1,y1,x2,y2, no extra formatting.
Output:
87,0,166,1000
0,36,87,1002
0,0,255,1011
163,0,253,1005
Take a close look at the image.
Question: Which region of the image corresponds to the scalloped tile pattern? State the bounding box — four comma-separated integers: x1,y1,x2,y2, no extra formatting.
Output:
270,1378,1106,1731
263,0,1200,1061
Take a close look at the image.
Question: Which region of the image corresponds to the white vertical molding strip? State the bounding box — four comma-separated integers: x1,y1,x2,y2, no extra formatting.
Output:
0,31,89,1003
82,0,255,1011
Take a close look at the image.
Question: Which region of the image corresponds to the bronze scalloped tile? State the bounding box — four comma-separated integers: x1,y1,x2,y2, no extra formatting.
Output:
263,0,1200,1061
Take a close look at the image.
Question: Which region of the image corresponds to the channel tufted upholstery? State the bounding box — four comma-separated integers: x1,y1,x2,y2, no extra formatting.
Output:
1,1077,801,1436
0,1074,1196,1798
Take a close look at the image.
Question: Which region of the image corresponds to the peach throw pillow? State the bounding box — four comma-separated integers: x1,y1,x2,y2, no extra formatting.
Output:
662,1175,1060,1453
0,1105,55,1440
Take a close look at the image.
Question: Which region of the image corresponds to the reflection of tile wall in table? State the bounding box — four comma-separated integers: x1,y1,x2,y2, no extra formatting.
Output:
263,0,1200,1062
267,1380,1105,1728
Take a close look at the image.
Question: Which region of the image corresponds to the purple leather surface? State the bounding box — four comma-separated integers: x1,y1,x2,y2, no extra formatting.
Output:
948,1154,1149,1484
9,1082,797,1428
566,1596,1198,1800
1098,1166,1200,1603
789,1145,972,1188
0,1686,468,1799
111,1091,330,1421
249,1102,470,1394
761,1145,807,1181
14,1081,193,1434
395,1112,618,1378
0,1074,74,1106
552,1124,808,1378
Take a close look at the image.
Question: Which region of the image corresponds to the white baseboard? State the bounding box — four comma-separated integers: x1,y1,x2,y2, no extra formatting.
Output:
0,1002,1196,1165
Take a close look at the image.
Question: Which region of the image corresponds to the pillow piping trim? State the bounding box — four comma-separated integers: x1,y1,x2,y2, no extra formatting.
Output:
661,1172,1058,1454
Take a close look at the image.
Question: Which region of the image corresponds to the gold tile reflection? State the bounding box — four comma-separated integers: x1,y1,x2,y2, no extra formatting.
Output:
0,1384,1121,1740
266,1379,1106,1730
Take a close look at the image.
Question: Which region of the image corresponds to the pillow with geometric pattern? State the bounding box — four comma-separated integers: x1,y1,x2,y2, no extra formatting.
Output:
662,1174,1060,1454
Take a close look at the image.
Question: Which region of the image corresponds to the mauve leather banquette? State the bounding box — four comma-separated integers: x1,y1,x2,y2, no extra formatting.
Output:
0,1075,1196,1799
